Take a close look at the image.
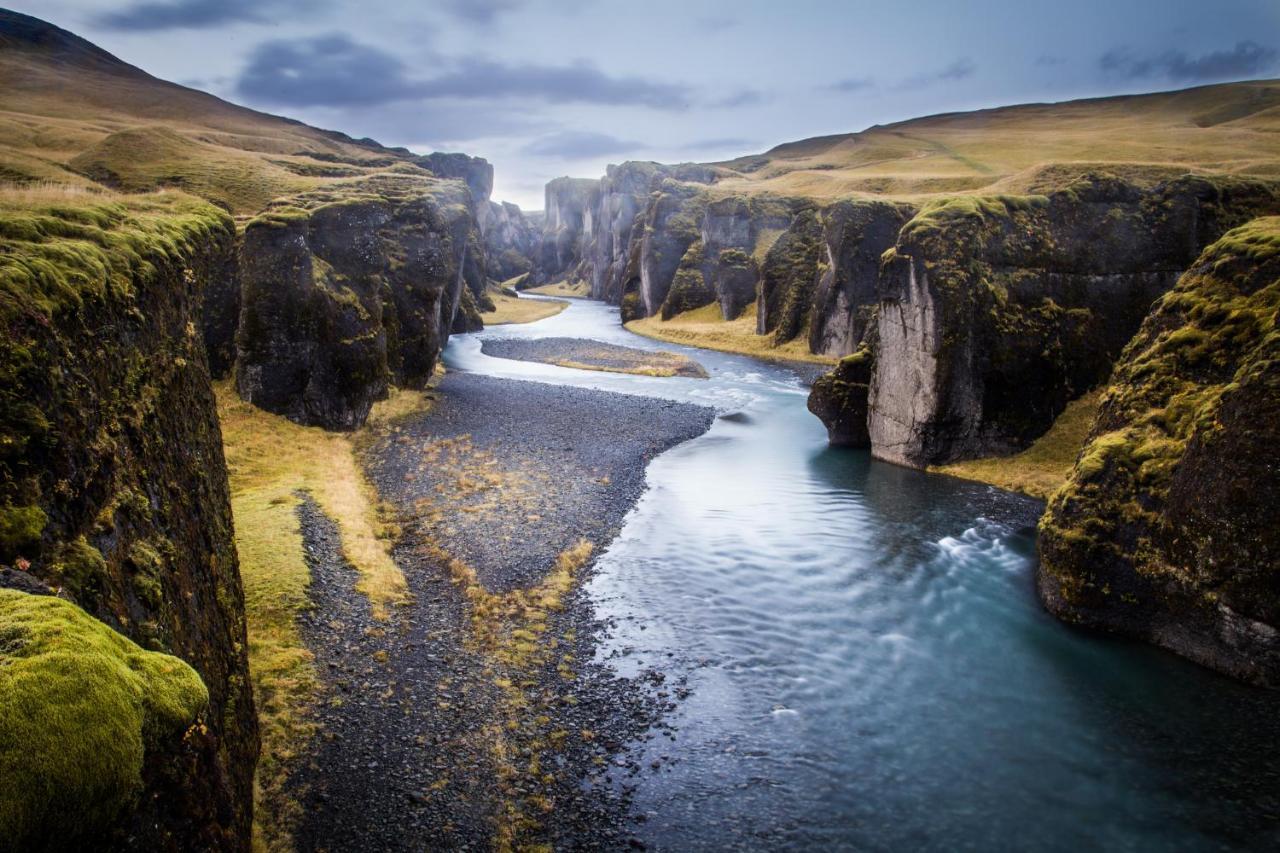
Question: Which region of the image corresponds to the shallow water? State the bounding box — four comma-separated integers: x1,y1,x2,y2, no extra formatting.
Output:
446,296,1280,852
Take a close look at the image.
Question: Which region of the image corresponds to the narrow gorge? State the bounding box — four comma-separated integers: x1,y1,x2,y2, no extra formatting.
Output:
1,6,1279,853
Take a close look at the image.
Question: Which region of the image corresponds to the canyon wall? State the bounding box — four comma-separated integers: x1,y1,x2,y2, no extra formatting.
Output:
1038,217,1280,686
532,164,906,358
0,194,257,850
866,174,1279,468
235,172,479,430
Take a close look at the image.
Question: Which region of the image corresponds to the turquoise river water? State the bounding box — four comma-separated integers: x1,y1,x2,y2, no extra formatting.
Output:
444,295,1280,852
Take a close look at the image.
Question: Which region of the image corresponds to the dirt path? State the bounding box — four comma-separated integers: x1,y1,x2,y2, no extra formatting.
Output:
288,371,714,850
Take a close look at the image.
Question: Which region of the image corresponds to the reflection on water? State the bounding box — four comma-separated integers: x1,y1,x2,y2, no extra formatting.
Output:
447,296,1280,851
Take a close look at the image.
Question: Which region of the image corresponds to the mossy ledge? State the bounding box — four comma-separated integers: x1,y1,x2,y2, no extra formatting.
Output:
236,172,481,430
1038,216,1280,686
0,189,257,849
0,588,208,850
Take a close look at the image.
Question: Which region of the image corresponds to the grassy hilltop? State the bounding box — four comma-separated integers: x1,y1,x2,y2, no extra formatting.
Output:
708,80,1280,200
0,9,415,214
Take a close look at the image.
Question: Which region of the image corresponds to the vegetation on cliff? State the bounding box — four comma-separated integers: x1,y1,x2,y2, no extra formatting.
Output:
931,390,1102,499
217,381,426,847
0,185,257,848
1038,217,1280,684
0,589,208,850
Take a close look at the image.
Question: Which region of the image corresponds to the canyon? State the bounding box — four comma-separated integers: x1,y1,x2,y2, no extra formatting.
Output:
1,6,1279,851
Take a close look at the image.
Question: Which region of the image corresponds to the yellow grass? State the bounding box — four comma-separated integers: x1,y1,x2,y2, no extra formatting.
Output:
0,36,420,214
483,290,568,324
217,382,429,849
930,390,1102,499
528,279,590,297
709,79,1280,202
626,301,836,366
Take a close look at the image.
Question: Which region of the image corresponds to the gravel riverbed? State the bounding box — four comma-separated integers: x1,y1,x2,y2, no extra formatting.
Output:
288,370,714,850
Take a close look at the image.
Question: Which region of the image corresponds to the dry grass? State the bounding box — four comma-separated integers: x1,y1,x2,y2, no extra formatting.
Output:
216,382,430,850
528,279,590,298
931,390,1102,499
710,79,1280,202
0,33,413,214
627,301,837,365
482,290,568,325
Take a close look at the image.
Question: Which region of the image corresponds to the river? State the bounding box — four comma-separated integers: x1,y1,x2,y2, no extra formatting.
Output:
445,295,1280,852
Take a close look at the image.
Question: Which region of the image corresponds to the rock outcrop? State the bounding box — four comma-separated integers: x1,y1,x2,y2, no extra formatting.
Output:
808,200,915,356
0,193,256,850
866,174,1279,468
1038,217,1280,686
532,164,915,360
535,176,598,284
235,172,478,430
807,349,874,447
484,200,538,281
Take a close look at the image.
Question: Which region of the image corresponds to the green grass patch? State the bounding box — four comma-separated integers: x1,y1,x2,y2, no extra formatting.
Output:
931,390,1102,499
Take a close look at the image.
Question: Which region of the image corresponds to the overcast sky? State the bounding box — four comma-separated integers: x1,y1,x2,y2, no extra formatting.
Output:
16,0,1280,209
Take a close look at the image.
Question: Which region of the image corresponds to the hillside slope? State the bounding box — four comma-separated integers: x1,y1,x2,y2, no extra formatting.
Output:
0,9,415,213
713,80,1280,200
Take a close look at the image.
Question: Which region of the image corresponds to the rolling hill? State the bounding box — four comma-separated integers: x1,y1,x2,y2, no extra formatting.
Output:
709,79,1280,200
0,8,416,213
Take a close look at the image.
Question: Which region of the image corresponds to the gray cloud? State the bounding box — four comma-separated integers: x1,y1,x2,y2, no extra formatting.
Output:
1036,54,1067,67
443,0,523,25
827,76,875,93
236,35,691,110
415,59,691,108
895,57,976,90
710,89,767,108
309,100,554,147
95,0,317,31
1101,41,1277,82
521,131,644,159
237,35,419,107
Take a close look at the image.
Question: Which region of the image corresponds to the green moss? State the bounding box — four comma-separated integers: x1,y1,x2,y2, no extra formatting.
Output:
0,192,233,323
1042,216,1280,597
0,588,208,847
0,504,45,561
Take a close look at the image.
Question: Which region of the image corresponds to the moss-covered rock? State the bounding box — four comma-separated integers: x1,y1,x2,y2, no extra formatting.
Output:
639,179,708,316
1038,216,1280,685
0,589,208,850
235,173,478,429
0,190,256,849
867,173,1280,468
807,348,875,447
757,204,825,345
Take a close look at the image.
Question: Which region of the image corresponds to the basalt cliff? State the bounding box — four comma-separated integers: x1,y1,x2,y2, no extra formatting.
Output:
0,9,502,849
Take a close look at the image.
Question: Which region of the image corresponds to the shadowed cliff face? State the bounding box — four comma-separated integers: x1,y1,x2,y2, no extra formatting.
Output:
0,194,257,850
866,174,1280,468
1038,217,1280,686
531,165,915,357
235,173,478,430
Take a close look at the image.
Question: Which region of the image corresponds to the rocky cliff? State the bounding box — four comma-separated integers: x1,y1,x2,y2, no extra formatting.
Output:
532,163,914,362
865,174,1279,468
235,172,478,430
485,200,539,281
0,192,256,850
1038,217,1280,686
536,176,598,284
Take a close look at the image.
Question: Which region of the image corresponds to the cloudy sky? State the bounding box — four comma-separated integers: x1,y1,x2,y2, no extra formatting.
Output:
16,0,1280,209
